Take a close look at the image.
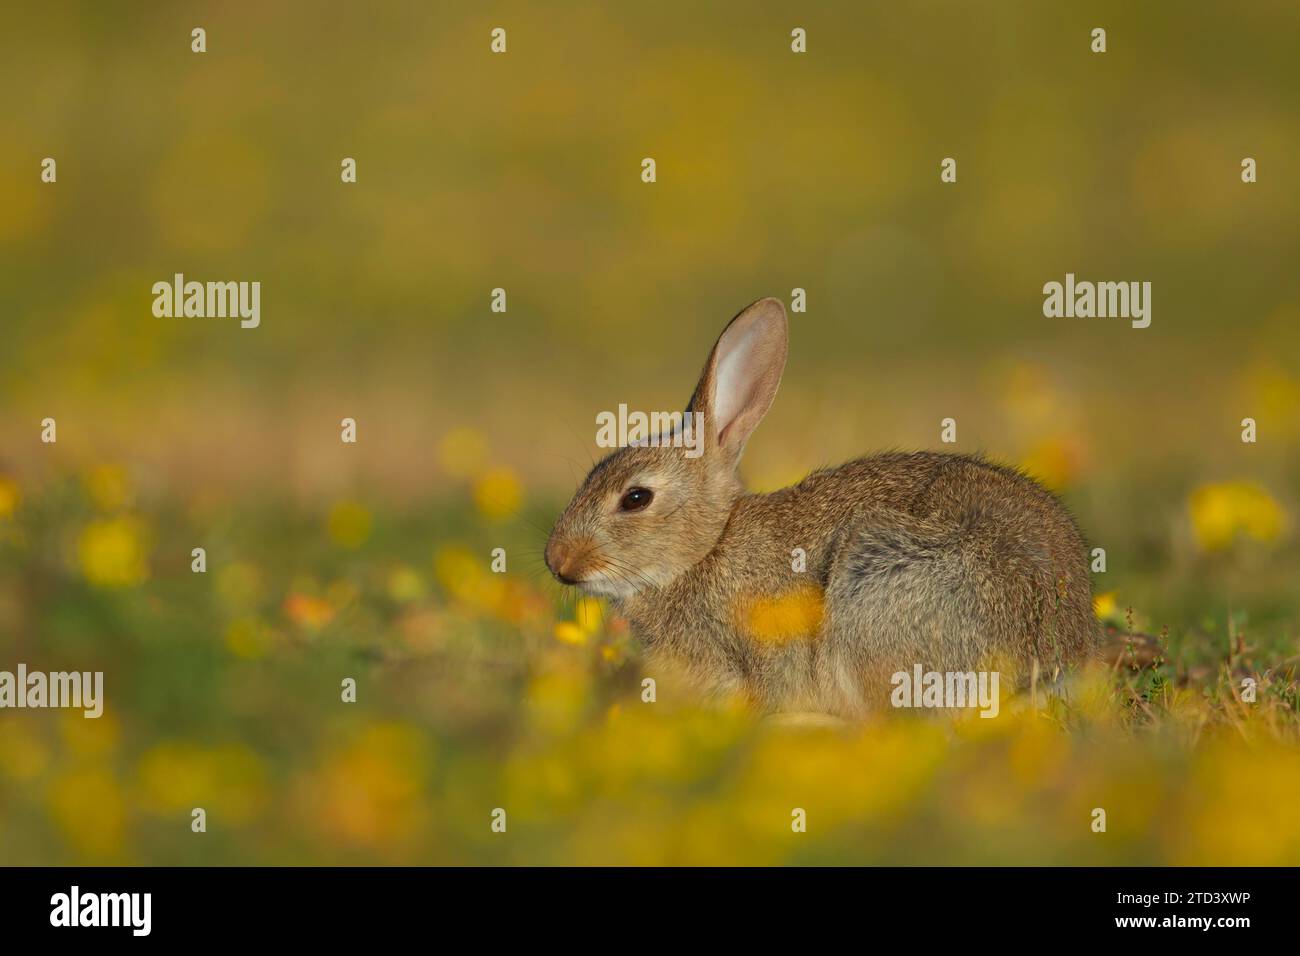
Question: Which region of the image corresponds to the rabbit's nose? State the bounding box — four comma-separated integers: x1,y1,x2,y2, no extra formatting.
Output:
546,536,594,585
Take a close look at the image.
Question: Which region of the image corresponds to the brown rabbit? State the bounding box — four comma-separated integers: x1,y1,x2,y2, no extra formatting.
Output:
545,297,1098,718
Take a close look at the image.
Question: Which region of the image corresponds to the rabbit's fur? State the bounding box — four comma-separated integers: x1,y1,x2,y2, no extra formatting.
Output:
546,298,1098,718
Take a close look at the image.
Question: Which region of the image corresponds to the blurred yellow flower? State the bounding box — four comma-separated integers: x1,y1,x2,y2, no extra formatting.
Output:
1007,719,1070,787
1177,741,1300,864
1092,591,1118,620
433,544,477,594
137,742,213,812
737,721,947,837
83,464,132,512
434,544,506,611
1020,436,1081,491
386,564,426,602
77,516,150,588
574,596,604,634
525,669,590,735
327,500,372,549
739,586,824,644
497,578,550,626
0,475,20,520
438,426,488,479
1247,363,1300,441
209,746,269,826
308,724,428,849
1188,481,1286,551
137,742,268,825
225,616,274,658
283,593,335,631
473,466,523,522
554,597,609,648
554,621,587,646
60,710,119,758
47,768,126,858
0,720,49,782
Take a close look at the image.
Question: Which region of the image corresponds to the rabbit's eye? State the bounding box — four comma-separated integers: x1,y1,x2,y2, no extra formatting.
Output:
619,487,654,512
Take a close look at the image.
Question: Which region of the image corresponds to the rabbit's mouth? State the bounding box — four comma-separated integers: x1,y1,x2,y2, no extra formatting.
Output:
572,569,644,600
546,535,660,597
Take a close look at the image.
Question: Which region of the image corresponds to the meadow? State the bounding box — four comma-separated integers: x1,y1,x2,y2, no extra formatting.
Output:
0,443,1296,865
1,1,1298,865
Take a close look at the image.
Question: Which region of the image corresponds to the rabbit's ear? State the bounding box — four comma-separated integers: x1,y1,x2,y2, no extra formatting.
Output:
688,297,788,460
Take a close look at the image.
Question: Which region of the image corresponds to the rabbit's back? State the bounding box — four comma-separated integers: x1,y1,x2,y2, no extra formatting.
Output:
711,452,1098,714
806,453,1096,713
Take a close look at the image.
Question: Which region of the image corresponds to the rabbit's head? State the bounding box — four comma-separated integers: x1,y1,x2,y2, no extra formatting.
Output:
545,297,788,598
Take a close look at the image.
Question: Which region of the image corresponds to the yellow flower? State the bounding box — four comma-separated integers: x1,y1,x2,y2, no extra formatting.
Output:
434,545,479,595
0,475,20,520
77,516,150,588
1188,481,1286,551
327,500,373,549
1020,436,1081,491
225,616,274,658
434,544,505,611
1247,363,1300,441
574,596,605,635
306,724,428,849
473,467,523,522
1006,719,1070,787
47,768,126,858
737,586,825,644
136,742,268,825
283,594,335,631
60,710,120,758
1177,741,1300,864
137,742,213,812
1092,591,1118,620
387,565,426,602
0,719,49,781
524,669,590,734
83,464,131,512
554,621,587,646
553,598,607,647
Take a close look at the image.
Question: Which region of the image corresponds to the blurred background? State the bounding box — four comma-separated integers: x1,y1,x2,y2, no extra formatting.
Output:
0,1,1298,864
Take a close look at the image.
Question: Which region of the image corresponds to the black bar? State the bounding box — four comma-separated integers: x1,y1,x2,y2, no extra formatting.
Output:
0,867,1287,942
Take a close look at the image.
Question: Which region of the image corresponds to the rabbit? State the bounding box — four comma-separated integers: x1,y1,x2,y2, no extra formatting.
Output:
545,297,1099,719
